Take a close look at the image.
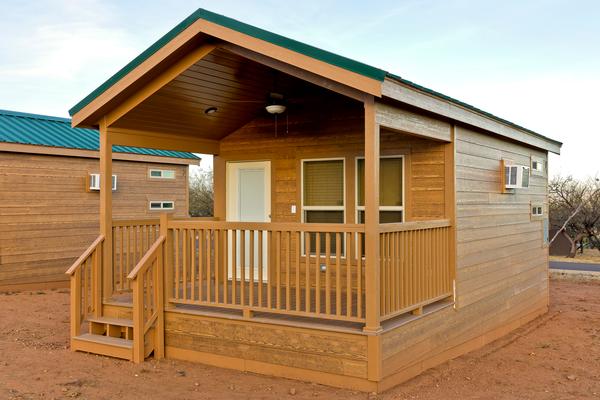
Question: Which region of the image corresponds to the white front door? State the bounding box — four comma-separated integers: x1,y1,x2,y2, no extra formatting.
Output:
226,161,270,281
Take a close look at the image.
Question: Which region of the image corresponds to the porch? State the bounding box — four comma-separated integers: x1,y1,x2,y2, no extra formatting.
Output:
67,215,454,384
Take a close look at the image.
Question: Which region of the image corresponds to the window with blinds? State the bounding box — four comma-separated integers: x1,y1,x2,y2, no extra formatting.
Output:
357,156,404,224
302,159,344,254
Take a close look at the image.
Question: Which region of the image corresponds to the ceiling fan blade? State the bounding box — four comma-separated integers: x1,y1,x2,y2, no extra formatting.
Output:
229,99,265,103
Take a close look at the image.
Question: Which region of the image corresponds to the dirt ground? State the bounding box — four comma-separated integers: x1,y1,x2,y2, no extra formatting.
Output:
1,280,599,400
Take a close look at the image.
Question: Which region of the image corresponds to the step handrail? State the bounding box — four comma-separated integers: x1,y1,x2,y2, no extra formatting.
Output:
127,234,166,363
66,235,105,276
127,235,165,280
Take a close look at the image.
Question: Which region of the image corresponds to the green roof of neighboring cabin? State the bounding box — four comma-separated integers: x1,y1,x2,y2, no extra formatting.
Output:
0,109,200,160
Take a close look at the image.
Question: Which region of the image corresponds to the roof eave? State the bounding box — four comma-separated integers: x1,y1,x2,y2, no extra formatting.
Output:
383,75,562,155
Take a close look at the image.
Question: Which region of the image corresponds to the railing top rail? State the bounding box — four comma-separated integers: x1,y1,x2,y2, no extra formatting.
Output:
378,219,451,233
167,220,366,233
112,218,160,227
65,235,104,276
127,235,165,280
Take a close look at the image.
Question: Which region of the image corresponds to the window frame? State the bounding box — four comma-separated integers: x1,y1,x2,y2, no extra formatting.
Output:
149,200,175,211
300,157,346,257
148,168,176,180
355,155,405,224
531,202,545,221
530,156,546,177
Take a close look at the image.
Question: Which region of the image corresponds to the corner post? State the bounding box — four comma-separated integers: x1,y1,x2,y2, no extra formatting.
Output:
99,118,113,303
364,96,382,382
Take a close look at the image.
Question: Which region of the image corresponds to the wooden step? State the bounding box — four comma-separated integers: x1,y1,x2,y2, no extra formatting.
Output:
72,333,133,360
87,316,133,327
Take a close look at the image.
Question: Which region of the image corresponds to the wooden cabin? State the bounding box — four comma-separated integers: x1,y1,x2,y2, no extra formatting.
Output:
0,110,198,291
65,9,562,393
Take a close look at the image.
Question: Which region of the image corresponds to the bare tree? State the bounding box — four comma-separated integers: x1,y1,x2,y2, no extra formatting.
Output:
549,176,600,257
189,168,213,217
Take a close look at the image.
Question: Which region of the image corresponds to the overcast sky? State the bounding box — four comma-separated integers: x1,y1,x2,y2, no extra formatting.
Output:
1,0,598,177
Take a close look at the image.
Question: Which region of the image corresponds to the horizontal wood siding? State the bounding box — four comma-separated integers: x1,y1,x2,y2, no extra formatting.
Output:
380,125,549,384
0,152,189,290
219,100,447,224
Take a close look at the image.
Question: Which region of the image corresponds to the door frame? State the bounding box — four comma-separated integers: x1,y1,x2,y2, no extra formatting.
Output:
225,160,271,282
226,160,271,222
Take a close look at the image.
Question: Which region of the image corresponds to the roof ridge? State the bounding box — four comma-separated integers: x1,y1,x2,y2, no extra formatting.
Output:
0,109,71,124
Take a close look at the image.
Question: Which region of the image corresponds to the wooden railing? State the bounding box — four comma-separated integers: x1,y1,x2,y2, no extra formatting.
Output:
166,220,366,323
65,235,104,339
127,235,165,363
379,220,453,321
112,219,160,292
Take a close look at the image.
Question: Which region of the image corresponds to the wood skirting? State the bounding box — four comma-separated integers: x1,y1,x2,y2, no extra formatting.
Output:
142,297,547,393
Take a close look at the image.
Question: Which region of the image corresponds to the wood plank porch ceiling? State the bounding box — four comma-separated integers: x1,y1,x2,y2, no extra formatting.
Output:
112,47,347,140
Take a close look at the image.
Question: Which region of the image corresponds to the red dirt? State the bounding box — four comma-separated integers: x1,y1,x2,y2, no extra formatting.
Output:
1,280,599,400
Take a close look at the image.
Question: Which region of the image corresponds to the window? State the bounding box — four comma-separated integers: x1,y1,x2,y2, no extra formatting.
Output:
302,159,344,254
149,201,174,211
149,169,176,179
356,156,404,224
89,173,117,191
531,156,545,176
531,203,544,220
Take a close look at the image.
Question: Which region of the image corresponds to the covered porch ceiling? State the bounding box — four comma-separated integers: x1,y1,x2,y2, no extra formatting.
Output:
110,45,360,143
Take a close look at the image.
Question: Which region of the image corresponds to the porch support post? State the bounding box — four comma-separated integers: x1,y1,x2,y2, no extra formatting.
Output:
99,118,113,302
364,96,382,381
364,96,381,332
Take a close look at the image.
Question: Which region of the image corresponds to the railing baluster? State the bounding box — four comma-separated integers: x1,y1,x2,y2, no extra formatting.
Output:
198,229,204,302
249,230,254,307
182,229,187,301
190,228,196,301
267,231,272,309
215,229,220,304
346,232,351,318
286,231,291,311
240,229,246,307
325,233,331,315
304,231,310,313
276,230,281,309
174,229,179,301
206,229,212,303
335,232,341,317
232,230,237,305
295,231,300,312
315,232,320,314
357,232,363,319
258,230,263,307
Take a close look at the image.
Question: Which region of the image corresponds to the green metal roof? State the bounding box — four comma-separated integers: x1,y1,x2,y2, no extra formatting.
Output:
386,74,563,147
68,8,387,116
0,109,200,160
68,8,560,148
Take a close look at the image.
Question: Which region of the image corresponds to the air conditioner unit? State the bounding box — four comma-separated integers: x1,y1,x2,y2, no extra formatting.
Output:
89,174,117,191
504,165,530,189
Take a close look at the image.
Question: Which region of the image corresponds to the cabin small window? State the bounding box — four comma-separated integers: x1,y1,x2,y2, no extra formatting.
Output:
531,203,544,220
302,159,345,254
149,201,175,210
149,169,176,179
531,156,546,176
356,156,404,224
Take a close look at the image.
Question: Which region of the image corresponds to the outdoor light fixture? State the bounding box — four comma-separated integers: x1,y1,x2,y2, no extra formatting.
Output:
204,106,218,115
265,104,286,114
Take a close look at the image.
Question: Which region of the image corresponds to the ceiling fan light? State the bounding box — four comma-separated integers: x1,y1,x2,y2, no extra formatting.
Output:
204,106,218,115
265,104,286,114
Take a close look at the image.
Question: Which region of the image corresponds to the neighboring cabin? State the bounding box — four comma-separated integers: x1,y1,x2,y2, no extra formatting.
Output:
0,110,199,291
